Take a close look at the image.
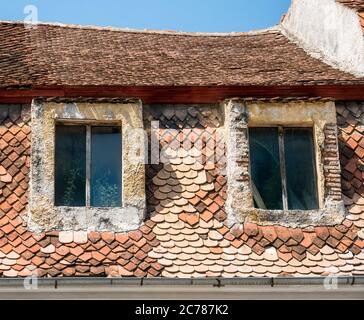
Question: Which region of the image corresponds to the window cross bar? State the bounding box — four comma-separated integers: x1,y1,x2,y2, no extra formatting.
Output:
278,126,288,210
85,125,91,207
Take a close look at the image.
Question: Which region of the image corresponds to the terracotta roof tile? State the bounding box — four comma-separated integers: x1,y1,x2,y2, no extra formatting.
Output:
0,21,363,90
244,223,259,237
336,0,364,11
0,103,364,279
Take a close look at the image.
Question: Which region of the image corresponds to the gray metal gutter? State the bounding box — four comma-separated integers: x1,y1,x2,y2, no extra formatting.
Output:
0,276,363,299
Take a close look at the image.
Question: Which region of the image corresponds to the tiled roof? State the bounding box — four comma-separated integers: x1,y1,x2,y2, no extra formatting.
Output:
336,0,364,32
0,21,364,89
0,103,363,278
359,12,364,31
336,0,364,11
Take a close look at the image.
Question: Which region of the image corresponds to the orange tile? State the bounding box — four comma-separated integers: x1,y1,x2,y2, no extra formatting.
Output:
244,223,259,237
185,214,199,226
314,227,330,241
129,230,143,242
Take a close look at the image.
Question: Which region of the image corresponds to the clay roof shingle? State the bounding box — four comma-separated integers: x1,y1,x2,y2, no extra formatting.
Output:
336,0,364,11
336,0,364,32
1,103,364,278
0,21,363,89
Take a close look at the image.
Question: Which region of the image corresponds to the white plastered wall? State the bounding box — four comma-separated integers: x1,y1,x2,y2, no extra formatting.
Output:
281,0,364,77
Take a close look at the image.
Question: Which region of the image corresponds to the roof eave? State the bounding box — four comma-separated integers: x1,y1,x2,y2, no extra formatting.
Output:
1,84,364,104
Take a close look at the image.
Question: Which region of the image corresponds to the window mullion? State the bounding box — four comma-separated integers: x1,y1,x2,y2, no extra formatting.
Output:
278,127,288,210
86,125,91,207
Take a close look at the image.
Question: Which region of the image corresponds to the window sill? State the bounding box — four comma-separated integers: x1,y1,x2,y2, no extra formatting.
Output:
28,205,145,233
232,201,346,228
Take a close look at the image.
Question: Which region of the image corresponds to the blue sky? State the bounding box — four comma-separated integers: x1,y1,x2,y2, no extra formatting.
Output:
0,0,291,32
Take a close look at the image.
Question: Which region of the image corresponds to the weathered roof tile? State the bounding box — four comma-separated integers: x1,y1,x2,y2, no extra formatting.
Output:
0,21,363,89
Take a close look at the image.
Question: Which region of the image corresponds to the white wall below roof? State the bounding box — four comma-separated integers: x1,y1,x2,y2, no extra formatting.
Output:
281,0,364,77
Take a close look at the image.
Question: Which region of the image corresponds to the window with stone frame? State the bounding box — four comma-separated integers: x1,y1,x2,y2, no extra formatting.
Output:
28,99,146,233
224,98,346,227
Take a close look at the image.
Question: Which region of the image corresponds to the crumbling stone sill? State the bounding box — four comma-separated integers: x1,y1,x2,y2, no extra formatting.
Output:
235,202,346,228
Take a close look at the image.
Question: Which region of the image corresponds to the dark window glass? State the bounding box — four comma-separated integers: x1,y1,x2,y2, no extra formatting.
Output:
284,128,318,210
249,127,318,211
55,125,86,206
249,127,283,210
91,126,122,207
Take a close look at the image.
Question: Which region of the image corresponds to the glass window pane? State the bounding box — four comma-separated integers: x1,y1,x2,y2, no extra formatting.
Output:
91,126,122,207
55,125,86,206
284,128,318,210
249,127,283,210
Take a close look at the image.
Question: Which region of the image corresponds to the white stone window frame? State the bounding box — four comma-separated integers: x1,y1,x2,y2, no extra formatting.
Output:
224,98,346,228
28,99,146,232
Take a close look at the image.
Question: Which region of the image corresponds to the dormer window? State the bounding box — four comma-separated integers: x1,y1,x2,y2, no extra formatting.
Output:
28,100,145,232
224,98,345,227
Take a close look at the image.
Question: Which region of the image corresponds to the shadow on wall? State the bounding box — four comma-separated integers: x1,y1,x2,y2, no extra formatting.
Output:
143,104,226,220
336,102,364,204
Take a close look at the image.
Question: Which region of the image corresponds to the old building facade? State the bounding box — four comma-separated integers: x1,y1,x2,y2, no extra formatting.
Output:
0,0,363,280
